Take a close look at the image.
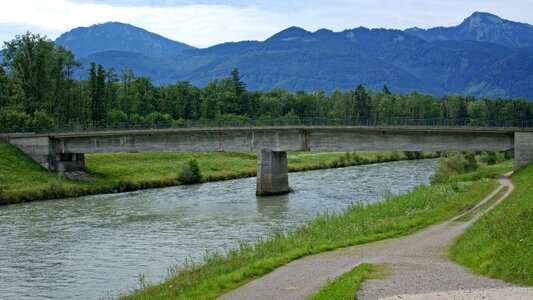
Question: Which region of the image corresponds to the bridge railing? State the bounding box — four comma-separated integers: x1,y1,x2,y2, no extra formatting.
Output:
2,118,533,134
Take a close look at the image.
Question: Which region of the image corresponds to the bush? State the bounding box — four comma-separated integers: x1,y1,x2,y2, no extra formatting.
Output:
404,151,422,160
107,109,128,124
390,151,401,161
32,111,56,129
146,111,172,123
130,113,145,123
479,151,506,166
0,108,30,131
180,159,201,184
431,152,479,183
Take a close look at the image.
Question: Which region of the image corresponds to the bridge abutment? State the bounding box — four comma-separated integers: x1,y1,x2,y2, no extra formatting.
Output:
53,153,86,173
515,132,533,170
256,149,290,196
7,136,85,173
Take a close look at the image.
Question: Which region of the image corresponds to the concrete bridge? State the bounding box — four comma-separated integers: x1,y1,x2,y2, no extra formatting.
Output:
3,125,533,195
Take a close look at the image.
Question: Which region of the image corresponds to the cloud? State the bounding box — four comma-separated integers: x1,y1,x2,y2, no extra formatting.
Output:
0,0,532,47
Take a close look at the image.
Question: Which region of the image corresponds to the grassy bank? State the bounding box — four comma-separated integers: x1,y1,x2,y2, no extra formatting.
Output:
123,162,509,300
450,163,533,286
0,140,436,205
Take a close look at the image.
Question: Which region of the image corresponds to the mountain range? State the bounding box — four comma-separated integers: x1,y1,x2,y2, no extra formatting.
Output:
55,12,533,99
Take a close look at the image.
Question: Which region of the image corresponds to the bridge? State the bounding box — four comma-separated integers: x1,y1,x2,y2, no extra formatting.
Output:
2,119,533,196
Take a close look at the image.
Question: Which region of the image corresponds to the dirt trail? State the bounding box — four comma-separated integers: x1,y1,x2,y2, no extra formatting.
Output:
219,175,533,300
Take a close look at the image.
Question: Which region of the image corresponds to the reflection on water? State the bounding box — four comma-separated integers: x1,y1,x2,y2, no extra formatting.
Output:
0,159,436,299
256,196,290,218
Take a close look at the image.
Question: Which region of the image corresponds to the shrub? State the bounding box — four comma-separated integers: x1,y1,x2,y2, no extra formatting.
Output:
180,159,202,184
0,108,31,131
32,111,56,130
146,112,172,123
107,109,128,124
404,151,422,160
390,151,401,161
431,152,479,183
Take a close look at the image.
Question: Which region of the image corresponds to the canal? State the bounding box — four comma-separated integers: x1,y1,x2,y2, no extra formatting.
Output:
0,159,436,299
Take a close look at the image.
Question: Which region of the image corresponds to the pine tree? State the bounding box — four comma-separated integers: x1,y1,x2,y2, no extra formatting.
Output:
354,84,371,122
89,63,106,124
230,68,246,97
382,85,391,95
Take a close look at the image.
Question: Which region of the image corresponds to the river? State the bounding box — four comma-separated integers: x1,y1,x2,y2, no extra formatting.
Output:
0,159,436,299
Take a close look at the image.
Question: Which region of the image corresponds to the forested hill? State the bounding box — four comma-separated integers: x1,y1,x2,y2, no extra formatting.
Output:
54,12,533,99
56,22,195,59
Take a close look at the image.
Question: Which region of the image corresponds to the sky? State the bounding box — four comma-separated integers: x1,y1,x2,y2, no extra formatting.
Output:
1,0,532,48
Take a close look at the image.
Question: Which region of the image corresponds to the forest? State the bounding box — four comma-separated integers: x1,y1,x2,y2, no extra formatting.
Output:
1,32,533,132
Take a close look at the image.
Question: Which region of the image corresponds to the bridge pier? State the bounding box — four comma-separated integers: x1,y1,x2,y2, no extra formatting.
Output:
515,132,533,170
256,149,290,196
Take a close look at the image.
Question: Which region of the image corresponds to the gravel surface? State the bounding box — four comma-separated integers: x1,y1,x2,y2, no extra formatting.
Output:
378,287,533,300
219,175,532,300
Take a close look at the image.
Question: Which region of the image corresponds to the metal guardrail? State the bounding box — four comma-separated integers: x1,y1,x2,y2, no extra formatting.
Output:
2,118,533,135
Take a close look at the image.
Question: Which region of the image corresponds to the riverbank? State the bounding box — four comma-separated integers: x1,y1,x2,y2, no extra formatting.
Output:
450,163,533,286
220,174,522,300
0,140,437,205
123,160,512,300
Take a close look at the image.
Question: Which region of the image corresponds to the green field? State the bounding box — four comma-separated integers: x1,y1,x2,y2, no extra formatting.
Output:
0,140,435,205
450,164,533,285
122,162,510,300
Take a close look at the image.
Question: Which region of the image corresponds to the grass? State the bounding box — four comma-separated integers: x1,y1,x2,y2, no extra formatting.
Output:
450,163,533,286
309,263,386,300
0,140,437,205
122,162,508,299
441,160,514,183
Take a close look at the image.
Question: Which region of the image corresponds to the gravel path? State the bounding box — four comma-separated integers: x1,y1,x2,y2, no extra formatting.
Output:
219,175,533,300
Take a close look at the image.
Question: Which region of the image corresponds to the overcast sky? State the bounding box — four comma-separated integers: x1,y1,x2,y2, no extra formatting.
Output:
1,0,532,48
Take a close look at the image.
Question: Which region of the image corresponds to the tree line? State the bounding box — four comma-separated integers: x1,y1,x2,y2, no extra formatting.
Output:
1,32,533,131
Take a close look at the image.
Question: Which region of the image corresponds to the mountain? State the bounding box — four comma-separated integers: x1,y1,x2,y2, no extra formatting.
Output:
56,22,195,59
55,13,533,99
406,12,533,49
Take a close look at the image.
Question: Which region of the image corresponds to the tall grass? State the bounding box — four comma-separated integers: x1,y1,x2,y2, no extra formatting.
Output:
450,163,533,286
122,164,505,299
432,151,510,184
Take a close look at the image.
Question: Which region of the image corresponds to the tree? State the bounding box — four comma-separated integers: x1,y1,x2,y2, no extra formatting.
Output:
119,68,135,118
89,63,106,124
382,85,391,95
52,46,81,123
467,100,488,121
0,67,12,107
231,68,246,97
2,32,55,113
353,84,371,122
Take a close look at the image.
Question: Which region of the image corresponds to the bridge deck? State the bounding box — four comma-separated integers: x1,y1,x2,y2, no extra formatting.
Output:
2,125,528,139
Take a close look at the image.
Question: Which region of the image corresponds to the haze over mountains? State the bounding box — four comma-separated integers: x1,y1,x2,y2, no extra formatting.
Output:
55,12,533,99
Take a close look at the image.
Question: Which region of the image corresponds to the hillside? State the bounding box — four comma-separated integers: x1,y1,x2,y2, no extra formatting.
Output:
55,13,533,99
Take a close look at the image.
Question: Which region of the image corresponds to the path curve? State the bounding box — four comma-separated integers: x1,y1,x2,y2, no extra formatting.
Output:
219,175,533,299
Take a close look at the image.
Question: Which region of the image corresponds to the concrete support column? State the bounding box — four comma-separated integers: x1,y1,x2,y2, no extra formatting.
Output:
515,132,533,170
256,149,289,196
